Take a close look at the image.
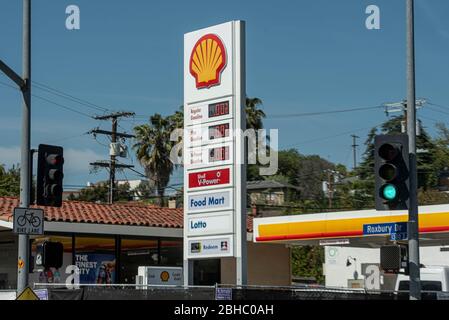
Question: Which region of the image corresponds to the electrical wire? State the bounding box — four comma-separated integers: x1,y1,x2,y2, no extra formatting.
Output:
428,102,449,111
0,79,18,90
268,105,383,119
283,123,382,149
0,81,95,118
32,80,112,113
119,163,183,192
46,132,90,144
31,93,93,118
427,106,449,116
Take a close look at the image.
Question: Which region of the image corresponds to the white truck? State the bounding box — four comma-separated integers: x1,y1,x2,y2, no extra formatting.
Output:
395,266,449,299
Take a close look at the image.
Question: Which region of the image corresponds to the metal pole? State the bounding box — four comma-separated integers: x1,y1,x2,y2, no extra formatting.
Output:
406,0,421,301
235,20,247,286
17,0,31,295
351,135,359,170
109,117,117,204
327,170,333,210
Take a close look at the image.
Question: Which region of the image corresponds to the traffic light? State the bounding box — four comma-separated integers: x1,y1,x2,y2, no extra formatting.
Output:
380,244,408,274
35,241,64,269
374,134,409,210
37,144,64,207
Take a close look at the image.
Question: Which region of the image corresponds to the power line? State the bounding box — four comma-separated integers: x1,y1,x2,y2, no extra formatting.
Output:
125,105,384,121
0,79,18,90
268,105,382,119
427,106,449,116
32,81,111,113
122,164,182,192
1,80,95,118
47,132,90,144
428,102,449,111
283,123,382,149
32,93,93,118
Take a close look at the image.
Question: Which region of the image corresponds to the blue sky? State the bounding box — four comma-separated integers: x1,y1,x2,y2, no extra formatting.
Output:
1,0,449,188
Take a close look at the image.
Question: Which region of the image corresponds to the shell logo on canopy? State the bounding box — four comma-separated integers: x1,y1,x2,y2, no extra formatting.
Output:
190,34,227,89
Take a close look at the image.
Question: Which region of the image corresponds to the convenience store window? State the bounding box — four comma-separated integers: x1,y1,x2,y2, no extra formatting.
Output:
75,236,115,284
120,238,158,284
159,239,183,267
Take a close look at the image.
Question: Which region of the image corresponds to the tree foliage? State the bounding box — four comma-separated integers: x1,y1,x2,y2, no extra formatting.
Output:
355,116,445,205
69,182,133,203
133,114,176,206
0,164,20,197
133,98,266,203
291,246,325,284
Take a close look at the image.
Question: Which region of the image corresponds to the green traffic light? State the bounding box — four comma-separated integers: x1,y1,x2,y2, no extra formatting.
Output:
382,184,398,201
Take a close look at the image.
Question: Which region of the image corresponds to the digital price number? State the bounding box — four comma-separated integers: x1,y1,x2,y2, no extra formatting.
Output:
208,101,230,118
209,146,230,162
209,123,230,140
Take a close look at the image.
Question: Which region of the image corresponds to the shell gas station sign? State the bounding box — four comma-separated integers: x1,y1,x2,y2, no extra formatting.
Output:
183,21,247,283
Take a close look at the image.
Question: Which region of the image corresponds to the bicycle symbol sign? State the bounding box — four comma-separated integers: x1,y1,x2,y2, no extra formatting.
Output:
13,208,44,235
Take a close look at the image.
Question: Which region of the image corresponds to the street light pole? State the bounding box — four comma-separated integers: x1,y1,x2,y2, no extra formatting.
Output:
406,0,421,301
17,0,32,295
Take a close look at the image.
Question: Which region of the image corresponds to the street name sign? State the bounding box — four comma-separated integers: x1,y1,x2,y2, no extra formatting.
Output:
13,207,44,235
363,222,408,241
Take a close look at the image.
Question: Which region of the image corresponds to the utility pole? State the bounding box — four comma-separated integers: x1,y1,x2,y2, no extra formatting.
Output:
406,0,421,301
383,99,426,131
351,135,359,170
0,0,31,295
327,170,333,210
89,112,135,204
18,0,31,295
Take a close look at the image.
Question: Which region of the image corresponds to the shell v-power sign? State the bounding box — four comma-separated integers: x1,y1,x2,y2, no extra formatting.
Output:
183,21,247,283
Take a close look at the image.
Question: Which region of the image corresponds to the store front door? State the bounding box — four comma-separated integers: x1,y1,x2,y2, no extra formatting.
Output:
193,259,221,286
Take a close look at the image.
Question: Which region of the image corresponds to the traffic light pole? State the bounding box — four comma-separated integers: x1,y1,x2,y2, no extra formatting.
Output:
18,0,32,295
406,0,421,300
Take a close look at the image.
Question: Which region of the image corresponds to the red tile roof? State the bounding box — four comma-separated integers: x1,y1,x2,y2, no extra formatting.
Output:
0,197,253,232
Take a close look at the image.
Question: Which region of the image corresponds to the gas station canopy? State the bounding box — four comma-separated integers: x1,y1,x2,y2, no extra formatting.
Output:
253,204,449,248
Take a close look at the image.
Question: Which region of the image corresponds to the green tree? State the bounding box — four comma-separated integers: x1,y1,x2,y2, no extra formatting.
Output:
432,122,449,185
69,182,133,203
133,114,174,206
134,180,155,199
357,116,439,192
0,165,20,197
291,246,325,284
245,97,265,130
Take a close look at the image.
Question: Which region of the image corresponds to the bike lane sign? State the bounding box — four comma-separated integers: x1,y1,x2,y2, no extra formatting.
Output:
13,208,44,235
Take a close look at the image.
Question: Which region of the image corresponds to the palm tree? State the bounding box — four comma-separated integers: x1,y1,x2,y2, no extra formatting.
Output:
133,114,173,205
167,106,184,131
246,97,265,130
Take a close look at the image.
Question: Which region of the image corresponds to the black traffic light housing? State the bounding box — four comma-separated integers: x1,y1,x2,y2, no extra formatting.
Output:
374,134,409,211
380,244,409,274
35,241,64,269
37,144,64,207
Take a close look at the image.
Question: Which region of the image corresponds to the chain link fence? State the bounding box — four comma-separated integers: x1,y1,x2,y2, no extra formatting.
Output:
31,283,445,300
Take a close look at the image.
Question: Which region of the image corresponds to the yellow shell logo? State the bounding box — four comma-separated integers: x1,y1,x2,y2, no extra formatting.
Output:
160,271,170,282
190,34,227,89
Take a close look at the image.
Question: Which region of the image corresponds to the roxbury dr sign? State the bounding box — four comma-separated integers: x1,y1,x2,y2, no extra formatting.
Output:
183,21,247,285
